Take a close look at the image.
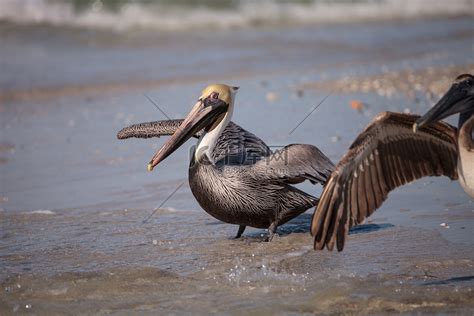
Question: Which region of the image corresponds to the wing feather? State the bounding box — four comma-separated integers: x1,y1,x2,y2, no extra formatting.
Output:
212,121,270,165
253,144,334,185
117,119,201,139
311,112,458,251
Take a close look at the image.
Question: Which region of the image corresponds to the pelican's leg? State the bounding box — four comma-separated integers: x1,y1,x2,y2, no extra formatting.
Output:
266,222,278,242
235,225,246,239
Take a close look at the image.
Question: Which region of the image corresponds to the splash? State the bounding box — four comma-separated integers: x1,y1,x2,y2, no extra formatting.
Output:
28,209,56,215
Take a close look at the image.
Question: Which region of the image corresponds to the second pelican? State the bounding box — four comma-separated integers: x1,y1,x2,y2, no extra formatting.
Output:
312,74,473,251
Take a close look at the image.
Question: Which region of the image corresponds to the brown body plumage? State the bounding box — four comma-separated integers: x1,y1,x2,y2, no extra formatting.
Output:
118,84,334,239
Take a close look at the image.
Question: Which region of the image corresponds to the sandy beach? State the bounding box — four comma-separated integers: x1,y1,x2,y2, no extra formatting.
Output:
0,2,473,314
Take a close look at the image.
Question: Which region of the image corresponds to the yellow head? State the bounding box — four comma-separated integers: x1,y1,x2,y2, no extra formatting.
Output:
199,84,239,105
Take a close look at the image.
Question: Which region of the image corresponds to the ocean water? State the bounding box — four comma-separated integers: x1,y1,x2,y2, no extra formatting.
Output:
1,0,473,31
0,10,473,315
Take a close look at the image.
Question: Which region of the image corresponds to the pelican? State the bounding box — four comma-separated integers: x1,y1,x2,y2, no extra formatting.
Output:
118,84,334,240
311,74,474,251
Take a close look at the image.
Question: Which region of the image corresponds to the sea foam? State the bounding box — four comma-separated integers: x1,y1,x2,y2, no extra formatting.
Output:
1,0,473,32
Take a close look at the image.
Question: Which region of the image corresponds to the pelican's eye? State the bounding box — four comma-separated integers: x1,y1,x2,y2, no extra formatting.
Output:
210,92,219,100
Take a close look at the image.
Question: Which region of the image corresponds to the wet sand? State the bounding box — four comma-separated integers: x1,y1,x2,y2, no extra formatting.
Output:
302,63,474,101
1,16,474,314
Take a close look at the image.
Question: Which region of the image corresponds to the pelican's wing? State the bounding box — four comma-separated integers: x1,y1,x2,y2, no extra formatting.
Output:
311,112,458,252
252,144,335,185
212,122,271,165
117,119,203,139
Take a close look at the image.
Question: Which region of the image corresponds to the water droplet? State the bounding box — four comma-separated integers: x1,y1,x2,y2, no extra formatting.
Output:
330,135,341,143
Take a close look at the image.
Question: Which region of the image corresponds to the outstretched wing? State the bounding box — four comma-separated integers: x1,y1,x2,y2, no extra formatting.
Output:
117,119,270,164
117,119,203,139
252,144,335,185
311,112,458,252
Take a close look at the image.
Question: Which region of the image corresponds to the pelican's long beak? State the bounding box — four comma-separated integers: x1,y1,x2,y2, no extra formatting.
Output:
413,84,473,133
147,98,229,171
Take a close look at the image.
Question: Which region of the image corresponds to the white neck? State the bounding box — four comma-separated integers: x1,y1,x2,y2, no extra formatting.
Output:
457,115,474,198
195,97,234,163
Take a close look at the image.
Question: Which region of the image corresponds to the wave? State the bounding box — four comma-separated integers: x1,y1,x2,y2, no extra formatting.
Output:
1,0,473,31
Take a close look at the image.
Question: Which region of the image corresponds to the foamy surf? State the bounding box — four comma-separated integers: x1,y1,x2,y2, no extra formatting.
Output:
1,0,473,31
27,209,56,215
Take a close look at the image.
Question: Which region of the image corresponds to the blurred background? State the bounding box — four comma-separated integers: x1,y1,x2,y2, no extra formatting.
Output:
2,0,473,31
1,0,473,314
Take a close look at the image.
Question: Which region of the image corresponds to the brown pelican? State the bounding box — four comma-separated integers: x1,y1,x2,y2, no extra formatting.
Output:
311,74,474,251
118,84,334,240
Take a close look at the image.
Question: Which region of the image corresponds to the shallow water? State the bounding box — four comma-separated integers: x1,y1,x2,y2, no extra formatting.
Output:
1,16,474,314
